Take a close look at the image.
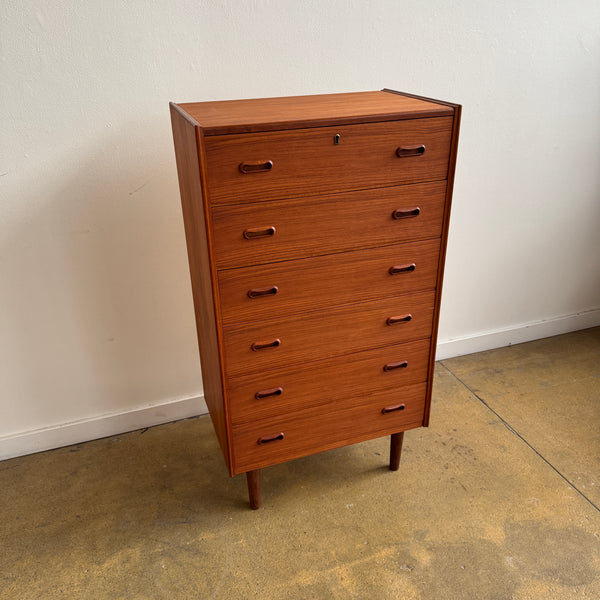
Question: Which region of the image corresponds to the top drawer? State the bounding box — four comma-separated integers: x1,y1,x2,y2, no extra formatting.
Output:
204,117,453,204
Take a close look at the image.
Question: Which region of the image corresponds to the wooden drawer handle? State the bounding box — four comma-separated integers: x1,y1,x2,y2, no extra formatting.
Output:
389,263,416,275
396,145,425,158
383,360,408,372
392,207,420,220
386,314,412,325
239,160,273,174
381,403,406,414
247,286,278,299
257,432,284,444
255,387,283,400
243,226,276,240
251,338,281,351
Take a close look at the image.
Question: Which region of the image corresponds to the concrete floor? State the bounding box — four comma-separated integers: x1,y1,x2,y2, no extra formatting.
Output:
1,328,599,599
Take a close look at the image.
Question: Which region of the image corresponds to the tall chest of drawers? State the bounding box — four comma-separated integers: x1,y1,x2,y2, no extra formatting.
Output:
170,89,460,509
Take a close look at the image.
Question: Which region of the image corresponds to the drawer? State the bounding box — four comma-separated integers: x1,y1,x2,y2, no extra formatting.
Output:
204,117,453,204
222,291,434,377
218,238,440,325
211,182,447,269
231,382,427,473
227,338,431,424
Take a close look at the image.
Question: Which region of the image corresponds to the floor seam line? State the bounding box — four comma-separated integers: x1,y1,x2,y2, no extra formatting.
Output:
438,361,600,514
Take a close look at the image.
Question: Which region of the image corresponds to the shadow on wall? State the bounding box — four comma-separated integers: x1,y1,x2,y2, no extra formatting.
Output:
1,119,202,434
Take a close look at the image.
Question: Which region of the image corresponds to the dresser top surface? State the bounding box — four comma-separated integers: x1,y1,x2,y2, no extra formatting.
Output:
174,90,454,135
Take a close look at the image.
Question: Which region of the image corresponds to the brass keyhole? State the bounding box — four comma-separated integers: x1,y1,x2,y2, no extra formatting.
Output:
334,133,341,145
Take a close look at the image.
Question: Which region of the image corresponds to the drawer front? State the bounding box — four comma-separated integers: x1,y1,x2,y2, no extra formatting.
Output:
227,338,431,424
218,238,440,325
204,117,452,204
231,382,427,473
211,182,447,269
222,291,434,377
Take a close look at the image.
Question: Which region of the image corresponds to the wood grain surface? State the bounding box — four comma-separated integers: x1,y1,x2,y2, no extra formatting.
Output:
170,104,231,468
204,117,452,204
222,291,435,377
218,238,441,325
211,181,447,269
230,382,427,474
177,90,452,135
227,338,431,425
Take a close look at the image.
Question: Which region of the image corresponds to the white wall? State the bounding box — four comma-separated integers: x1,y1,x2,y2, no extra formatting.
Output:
2,1,599,459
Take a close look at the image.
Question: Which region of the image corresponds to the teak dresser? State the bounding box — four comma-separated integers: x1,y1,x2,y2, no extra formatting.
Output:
170,89,460,509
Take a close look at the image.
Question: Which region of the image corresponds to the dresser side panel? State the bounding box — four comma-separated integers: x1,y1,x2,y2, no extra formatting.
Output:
424,103,462,426
170,103,231,470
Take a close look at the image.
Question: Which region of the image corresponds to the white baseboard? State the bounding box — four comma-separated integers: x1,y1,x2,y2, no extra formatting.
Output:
2,309,599,462
436,308,600,360
0,394,207,462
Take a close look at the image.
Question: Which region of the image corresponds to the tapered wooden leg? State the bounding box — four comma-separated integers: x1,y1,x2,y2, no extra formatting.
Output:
389,432,404,471
246,469,261,510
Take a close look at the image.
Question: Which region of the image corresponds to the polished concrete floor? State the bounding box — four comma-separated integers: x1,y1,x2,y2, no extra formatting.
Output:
1,328,599,599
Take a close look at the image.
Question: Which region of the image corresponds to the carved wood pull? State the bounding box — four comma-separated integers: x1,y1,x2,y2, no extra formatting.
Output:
383,360,408,372
386,314,412,325
257,432,284,444
251,339,281,351
392,207,420,220
239,160,274,174
243,226,276,240
396,145,425,158
255,387,283,400
247,286,278,299
389,263,416,275
381,403,406,414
